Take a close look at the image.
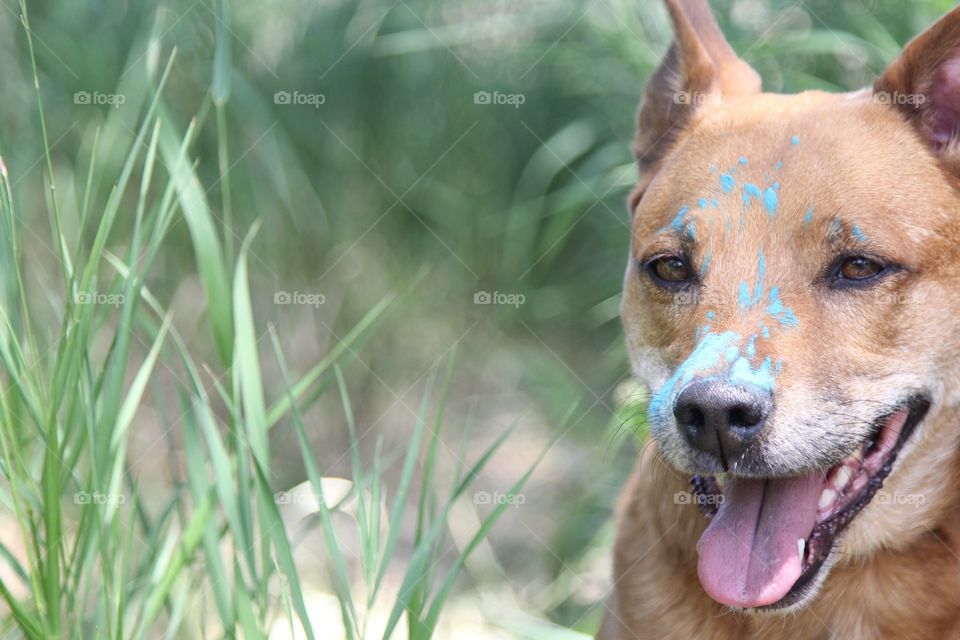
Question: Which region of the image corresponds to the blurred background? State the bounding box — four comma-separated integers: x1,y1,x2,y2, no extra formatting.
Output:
0,0,955,637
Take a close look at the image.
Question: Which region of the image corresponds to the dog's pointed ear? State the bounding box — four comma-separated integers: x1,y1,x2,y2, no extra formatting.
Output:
874,6,960,163
630,0,760,210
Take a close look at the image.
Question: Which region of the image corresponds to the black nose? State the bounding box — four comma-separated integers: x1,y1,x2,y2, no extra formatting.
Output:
673,379,772,469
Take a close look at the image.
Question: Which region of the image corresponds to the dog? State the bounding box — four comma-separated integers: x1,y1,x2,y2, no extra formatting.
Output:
599,2,960,638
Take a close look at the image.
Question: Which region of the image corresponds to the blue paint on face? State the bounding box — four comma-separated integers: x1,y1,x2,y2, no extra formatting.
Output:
711,197,720,208
803,207,814,226
725,344,740,362
730,355,775,391
763,184,779,217
688,220,696,240
698,197,709,209
738,281,752,308
648,331,742,422
762,325,770,339
852,224,867,242
746,335,757,358
753,249,766,304
706,310,716,320
775,160,783,170
721,173,735,193
739,156,748,166
742,183,762,207
700,251,712,277
791,135,800,145
766,286,799,328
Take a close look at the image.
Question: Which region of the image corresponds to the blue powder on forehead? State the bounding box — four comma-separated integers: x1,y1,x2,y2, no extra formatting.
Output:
743,183,762,207
721,173,735,193
764,184,779,217
852,224,867,242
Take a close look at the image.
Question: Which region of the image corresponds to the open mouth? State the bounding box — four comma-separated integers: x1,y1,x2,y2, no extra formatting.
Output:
690,395,930,611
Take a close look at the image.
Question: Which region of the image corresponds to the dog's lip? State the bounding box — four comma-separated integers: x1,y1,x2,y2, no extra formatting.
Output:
691,394,931,611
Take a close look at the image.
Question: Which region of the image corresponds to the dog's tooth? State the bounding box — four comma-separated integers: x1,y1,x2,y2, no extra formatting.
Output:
833,465,853,491
797,538,806,563
818,488,837,511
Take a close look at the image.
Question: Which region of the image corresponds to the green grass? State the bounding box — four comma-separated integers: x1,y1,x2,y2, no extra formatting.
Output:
0,0,954,637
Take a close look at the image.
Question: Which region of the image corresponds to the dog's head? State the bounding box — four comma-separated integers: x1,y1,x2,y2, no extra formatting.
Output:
623,0,960,613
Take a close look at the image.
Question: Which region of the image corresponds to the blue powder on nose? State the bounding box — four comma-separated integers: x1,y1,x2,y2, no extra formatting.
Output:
648,331,742,422
730,356,775,391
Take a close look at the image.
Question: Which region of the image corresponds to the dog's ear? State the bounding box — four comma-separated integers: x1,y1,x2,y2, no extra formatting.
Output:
875,6,960,169
630,0,760,211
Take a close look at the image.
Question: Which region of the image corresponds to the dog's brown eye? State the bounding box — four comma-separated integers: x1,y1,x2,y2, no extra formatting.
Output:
648,256,692,284
839,256,883,281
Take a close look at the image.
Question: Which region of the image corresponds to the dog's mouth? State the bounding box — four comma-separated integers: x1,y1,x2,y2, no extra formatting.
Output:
690,395,930,611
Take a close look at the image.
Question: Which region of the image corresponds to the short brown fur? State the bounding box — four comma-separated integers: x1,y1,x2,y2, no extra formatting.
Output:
602,2,960,638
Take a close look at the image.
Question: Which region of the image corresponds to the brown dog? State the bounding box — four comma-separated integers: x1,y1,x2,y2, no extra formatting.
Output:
601,2,960,638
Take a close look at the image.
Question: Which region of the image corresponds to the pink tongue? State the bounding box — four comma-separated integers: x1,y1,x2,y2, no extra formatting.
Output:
697,472,825,608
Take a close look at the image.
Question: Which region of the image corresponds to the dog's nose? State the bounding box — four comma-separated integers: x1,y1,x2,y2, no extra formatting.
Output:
673,379,772,469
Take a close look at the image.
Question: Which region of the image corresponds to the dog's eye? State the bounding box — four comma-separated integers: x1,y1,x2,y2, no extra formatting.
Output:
647,256,692,285
838,256,884,281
